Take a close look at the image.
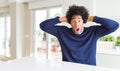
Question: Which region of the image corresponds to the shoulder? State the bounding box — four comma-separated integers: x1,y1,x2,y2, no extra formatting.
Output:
84,26,98,30
56,25,69,30
55,26,71,34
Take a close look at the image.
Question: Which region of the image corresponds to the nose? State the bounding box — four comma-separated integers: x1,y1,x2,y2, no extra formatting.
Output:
75,21,79,26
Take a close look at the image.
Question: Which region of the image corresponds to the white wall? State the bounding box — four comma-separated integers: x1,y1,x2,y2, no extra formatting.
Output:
28,0,62,9
9,2,26,59
0,0,8,7
0,0,34,7
9,2,31,59
8,0,33,3
95,0,120,17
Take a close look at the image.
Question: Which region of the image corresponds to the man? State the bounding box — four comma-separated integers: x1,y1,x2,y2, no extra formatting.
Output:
40,5,119,65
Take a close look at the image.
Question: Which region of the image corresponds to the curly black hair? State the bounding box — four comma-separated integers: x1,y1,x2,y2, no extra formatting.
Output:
66,5,89,24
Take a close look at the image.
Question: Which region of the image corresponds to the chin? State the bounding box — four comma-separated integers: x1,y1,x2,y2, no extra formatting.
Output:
75,32,81,34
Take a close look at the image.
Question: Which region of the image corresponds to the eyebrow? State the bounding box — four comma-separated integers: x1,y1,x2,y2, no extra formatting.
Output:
71,17,82,19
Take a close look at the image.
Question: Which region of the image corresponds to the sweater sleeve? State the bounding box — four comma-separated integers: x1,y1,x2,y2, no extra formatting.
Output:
93,16,119,37
40,17,61,36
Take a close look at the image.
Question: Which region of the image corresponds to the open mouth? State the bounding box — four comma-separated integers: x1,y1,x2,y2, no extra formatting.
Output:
76,28,79,31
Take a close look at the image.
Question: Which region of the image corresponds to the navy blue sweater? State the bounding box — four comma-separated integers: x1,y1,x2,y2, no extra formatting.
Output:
40,16,119,65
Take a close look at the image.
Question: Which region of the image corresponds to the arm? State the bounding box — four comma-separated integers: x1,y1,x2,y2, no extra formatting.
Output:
40,16,67,36
89,16,119,37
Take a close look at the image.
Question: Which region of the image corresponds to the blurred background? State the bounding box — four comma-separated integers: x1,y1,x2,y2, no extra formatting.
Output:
0,0,120,69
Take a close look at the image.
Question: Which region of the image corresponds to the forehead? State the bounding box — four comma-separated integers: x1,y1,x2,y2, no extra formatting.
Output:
71,15,82,19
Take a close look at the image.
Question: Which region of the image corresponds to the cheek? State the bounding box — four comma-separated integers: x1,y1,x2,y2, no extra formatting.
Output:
79,22,84,26
80,24,84,27
77,24,83,28
80,23,83,26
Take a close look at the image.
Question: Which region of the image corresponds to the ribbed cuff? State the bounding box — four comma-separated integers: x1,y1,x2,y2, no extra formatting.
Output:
88,16,94,21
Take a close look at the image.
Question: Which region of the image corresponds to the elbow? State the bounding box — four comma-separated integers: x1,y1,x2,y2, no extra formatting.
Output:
110,21,119,32
39,22,44,31
39,21,49,32
114,22,119,30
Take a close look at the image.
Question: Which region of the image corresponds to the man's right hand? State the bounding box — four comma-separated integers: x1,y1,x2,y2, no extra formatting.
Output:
59,16,68,22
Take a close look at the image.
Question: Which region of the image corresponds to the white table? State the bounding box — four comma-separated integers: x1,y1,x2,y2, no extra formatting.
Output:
0,56,120,71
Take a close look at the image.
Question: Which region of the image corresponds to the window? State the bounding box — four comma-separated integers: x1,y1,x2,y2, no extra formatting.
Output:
34,7,62,60
0,13,11,57
34,9,47,58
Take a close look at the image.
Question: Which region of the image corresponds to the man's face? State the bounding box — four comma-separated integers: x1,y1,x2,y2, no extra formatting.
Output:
70,15,84,34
